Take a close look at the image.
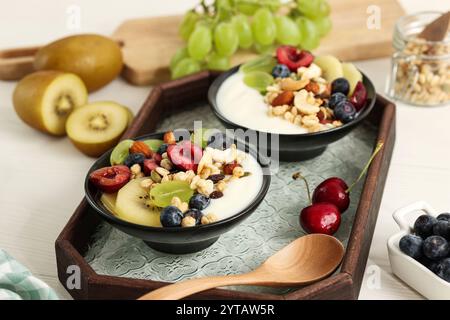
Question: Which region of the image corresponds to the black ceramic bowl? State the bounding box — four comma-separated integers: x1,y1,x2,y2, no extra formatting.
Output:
85,132,270,254
208,66,377,161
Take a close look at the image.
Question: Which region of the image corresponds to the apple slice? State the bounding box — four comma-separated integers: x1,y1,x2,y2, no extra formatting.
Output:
13,71,88,136
314,55,343,82
342,63,363,96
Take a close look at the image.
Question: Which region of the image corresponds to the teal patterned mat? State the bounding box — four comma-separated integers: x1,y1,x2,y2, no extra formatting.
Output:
84,102,378,294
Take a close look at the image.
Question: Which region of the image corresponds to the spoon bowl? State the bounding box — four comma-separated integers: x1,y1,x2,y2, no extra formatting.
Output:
138,234,345,300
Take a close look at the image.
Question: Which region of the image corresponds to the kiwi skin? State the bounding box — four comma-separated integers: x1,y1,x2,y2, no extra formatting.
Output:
13,70,87,136
34,34,123,92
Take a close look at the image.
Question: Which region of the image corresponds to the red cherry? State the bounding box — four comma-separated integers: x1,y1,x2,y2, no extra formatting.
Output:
276,46,314,71
89,165,131,193
300,203,341,235
167,141,203,172
143,159,158,176
312,177,350,213
151,152,162,165
350,81,367,111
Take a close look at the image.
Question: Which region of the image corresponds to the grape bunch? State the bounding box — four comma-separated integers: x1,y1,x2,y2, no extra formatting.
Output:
170,0,332,79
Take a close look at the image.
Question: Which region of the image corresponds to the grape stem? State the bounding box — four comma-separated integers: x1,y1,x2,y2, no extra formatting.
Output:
292,172,312,204
346,141,384,194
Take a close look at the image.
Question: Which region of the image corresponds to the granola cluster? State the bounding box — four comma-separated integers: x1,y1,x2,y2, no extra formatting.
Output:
264,63,343,133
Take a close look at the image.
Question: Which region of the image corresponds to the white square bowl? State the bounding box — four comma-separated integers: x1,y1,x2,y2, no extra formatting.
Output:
387,201,450,300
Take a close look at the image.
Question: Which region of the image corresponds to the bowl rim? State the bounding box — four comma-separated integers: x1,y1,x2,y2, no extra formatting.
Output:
84,131,271,233
207,65,377,137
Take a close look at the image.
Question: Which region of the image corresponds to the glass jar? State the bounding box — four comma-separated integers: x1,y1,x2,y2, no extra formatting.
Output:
387,12,450,106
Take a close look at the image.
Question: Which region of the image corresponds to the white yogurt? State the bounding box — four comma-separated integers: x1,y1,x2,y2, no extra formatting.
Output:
216,71,308,134
206,150,264,221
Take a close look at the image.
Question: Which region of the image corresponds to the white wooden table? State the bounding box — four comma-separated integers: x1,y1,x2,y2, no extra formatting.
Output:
0,0,449,300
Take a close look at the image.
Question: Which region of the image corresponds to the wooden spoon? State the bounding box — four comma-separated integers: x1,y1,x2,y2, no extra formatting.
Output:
418,11,450,42
138,234,344,300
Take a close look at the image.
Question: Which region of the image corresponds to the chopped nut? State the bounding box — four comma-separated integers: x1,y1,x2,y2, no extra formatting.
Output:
284,111,294,123
199,167,212,179
197,179,214,196
173,172,187,182
298,63,322,80
232,166,245,178
160,158,173,170
216,180,227,192
161,152,168,159
140,179,153,189
293,115,302,126
302,115,320,127
272,105,289,116
294,90,320,115
161,174,172,183
171,196,182,207
190,175,201,190
179,202,189,213
130,164,141,175
201,213,218,225
156,167,170,177
280,78,309,91
181,216,196,227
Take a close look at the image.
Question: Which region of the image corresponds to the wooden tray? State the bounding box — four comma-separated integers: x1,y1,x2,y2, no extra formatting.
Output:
55,71,396,300
0,0,404,85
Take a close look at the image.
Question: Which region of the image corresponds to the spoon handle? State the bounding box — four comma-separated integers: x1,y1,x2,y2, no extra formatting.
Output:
138,272,261,300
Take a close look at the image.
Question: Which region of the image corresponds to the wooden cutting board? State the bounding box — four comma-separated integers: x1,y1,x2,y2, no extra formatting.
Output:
113,0,404,85
0,0,404,86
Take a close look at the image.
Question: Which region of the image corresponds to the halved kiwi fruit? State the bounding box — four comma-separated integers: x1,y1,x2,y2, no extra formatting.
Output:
115,178,162,227
314,55,344,82
13,71,88,136
342,62,363,96
66,101,129,157
100,192,118,214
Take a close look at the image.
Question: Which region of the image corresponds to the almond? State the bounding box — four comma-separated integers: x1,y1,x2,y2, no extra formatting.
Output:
305,82,320,94
163,131,176,144
130,141,153,158
271,91,295,106
280,78,309,91
223,162,241,175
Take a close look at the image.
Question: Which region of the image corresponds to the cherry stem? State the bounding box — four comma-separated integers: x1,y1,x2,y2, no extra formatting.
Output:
346,141,384,194
292,172,312,204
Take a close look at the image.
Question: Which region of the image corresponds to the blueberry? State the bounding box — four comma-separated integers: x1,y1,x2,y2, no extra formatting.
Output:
433,220,450,240
328,93,347,109
184,209,203,225
414,215,437,239
419,256,440,273
124,153,146,167
271,64,290,78
435,258,450,282
331,77,350,96
160,206,183,227
334,101,356,123
399,234,423,260
189,194,211,211
423,235,449,261
157,144,169,155
437,213,450,223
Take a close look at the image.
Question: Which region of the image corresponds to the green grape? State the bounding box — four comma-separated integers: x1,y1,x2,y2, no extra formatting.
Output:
274,16,301,46
172,58,202,79
235,0,260,15
149,181,194,208
214,22,239,57
297,0,330,19
179,11,199,41
296,17,320,50
232,15,253,49
170,47,189,71
110,139,134,165
253,43,275,54
240,54,277,73
188,24,212,61
143,139,164,152
216,0,232,10
312,16,332,37
207,52,230,71
251,8,276,46
243,71,274,92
